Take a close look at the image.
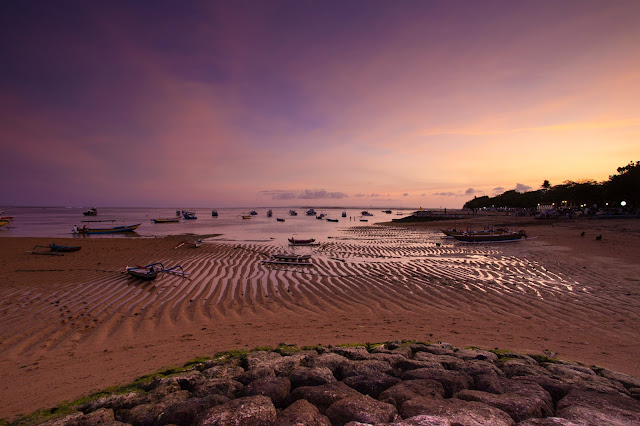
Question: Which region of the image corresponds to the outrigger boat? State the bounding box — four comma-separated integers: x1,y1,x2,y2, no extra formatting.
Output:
288,237,318,246
289,210,298,216
212,210,218,217
182,210,197,220
326,218,339,222
30,243,82,255
261,253,313,266
126,262,189,281
276,218,285,222
267,210,273,217
242,215,252,219
342,211,347,217
151,218,180,223
83,207,98,216
0,220,8,228
451,230,528,243
74,223,141,234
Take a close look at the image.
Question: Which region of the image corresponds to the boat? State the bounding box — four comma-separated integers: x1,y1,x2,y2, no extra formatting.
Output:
250,210,258,215
288,237,317,246
182,210,197,220
83,207,97,216
30,243,82,255
360,219,368,222
151,218,180,223
276,218,285,222
0,220,8,228
342,211,347,217
267,210,273,217
382,210,392,214
451,230,528,243
74,223,141,234
289,210,298,216
326,218,339,222
316,214,325,219
361,211,373,216
306,208,316,216
262,253,313,266
0,216,15,221
194,239,202,248
126,262,189,281
212,210,218,217
242,215,252,219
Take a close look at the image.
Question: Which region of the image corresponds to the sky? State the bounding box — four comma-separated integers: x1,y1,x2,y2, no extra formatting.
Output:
1,1,639,208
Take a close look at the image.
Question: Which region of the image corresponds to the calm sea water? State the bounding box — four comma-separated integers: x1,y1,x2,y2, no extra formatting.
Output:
0,207,413,245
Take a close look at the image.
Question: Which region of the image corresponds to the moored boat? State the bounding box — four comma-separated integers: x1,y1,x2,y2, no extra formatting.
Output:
326,218,339,222
288,237,317,246
267,209,273,217
212,210,218,217
262,253,313,266
242,215,252,219
74,223,141,234
249,210,258,215
182,210,197,220
361,211,373,216
126,262,189,281
289,210,298,216
0,220,8,228
83,207,98,216
451,230,527,243
306,208,316,216
152,218,180,223
342,211,347,217
276,218,285,222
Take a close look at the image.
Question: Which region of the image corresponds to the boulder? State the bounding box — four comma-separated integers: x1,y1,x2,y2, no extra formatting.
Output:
378,379,445,409
556,389,640,424
515,418,584,425
193,378,244,399
400,397,515,426
394,359,446,373
237,366,276,385
160,394,230,425
401,368,473,397
197,395,277,425
303,352,351,374
78,391,145,413
453,348,498,363
241,376,291,407
338,359,395,378
413,352,465,370
343,372,401,398
287,366,336,388
543,363,628,395
325,394,398,426
275,399,331,426
593,367,640,390
409,344,455,357
291,381,362,414
329,346,371,360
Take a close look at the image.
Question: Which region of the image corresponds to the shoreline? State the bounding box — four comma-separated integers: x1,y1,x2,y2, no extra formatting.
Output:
1,219,639,419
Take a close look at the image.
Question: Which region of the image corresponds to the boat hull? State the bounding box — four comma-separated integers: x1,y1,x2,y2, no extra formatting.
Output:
79,224,141,234
452,231,526,242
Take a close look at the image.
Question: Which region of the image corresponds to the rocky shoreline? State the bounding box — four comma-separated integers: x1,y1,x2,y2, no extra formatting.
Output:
13,341,640,425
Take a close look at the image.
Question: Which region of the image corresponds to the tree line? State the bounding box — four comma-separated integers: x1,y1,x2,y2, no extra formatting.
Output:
463,161,639,211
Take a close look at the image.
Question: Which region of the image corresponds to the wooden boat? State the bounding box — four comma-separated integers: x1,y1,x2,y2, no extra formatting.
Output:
126,262,189,281
83,207,97,216
342,211,347,217
452,230,527,243
276,218,285,222
182,210,197,220
152,218,180,223
306,208,316,216
30,244,81,255
249,210,258,215
0,216,15,221
262,253,313,266
382,210,392,214
211,210,218,217
242,215,252,219
361,211,373,216
326,218,339,222
289,210,298,216
316,214,325,219
288,237,317,246
360,219,368,222
74,223,141,234
0,220,8,228
267,210,273,217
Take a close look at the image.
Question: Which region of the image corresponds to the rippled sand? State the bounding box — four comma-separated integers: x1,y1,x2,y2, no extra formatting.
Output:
1,220,639,419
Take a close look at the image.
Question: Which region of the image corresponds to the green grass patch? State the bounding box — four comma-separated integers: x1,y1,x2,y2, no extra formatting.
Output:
528,354,560,364
183,356,212,368
274,343,300,356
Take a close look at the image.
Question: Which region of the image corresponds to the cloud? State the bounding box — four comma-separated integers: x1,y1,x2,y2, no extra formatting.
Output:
402,193,409,197
465,188,477,195
420,193,426,197
433,192,457,197
260,189,348,200
515,183,532,193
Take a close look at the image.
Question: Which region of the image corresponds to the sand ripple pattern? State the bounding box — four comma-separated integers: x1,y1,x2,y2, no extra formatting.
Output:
0,226,630,359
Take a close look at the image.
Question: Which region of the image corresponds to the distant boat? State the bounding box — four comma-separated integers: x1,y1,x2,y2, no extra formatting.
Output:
74,223,141,235
276,218,285,222
306,208,316,216
382,210,392,214
30,243,82,255
83,207,97,216
126,262,189,281
212,210,218,217
249,210,258,215
288,237,316,246
0,220,9,228
316,214,325,219
289,210,298,216
182,210,197,220
342,211,347,217
267,209,273,217
262,253,313,266
242,215,252,219
451,230,527,243
360,219,368,222
151,218,180,223
326,218,339,222
361,211,373,216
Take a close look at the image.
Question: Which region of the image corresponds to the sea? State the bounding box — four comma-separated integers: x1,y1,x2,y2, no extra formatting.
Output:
0,206,415,246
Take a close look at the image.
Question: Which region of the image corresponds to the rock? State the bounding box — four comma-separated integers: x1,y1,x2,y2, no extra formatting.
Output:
456,381,553,422
78,391,145,413
500,359,553,379
287,366,336,388
511,376,572,405
203,364,245,380
401,368,473,397
304,352,351,374
237,366,276,385
197,395,277,425
41,408,126,426
394,359,446,373
409,344,455,357
193,378,244,399
338,359,395,378
246,351,283,370
413,352,465,370
160,394,230,425
241,376,291,407
400,397,515,426
543,363,628,395
556,389,640,424
329,346,372,360
291,381,362,414
516,418,584,425
593,367,640,390
390,415,452,425
343,372,401,398
378,379,445,409
325,394,398,426
370,352,410,366
275,399,331,425
453,348,498,363
117,402,166,425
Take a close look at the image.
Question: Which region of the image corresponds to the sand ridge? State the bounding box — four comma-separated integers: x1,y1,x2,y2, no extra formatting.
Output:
0,219,639,419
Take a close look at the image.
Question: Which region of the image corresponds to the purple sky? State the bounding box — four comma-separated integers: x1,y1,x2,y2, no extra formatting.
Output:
1,1,639,208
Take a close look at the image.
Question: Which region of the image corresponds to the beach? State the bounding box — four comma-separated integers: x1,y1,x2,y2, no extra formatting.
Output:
1,217,639,420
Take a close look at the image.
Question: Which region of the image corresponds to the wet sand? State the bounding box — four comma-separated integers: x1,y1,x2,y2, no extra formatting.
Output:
1,217,639,420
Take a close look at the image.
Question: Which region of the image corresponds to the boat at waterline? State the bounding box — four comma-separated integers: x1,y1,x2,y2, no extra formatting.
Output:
267,210,273,217
151,218,180,223
342,211,347,217
289,210,298,216
262,253,313,266
30,243,82,255
276,218,285,222
451,230,528,243
73,223,141,235
361,211,373,216
83,207,97,216
0,220,8,228
326,218,339,222
126,262,189,281
182,210,197,220
288,237,317,246
306,208,316,216
242,215,252,219
212,210,218,217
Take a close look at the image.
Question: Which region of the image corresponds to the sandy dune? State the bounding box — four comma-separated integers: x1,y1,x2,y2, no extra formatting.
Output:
0,217,639,420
